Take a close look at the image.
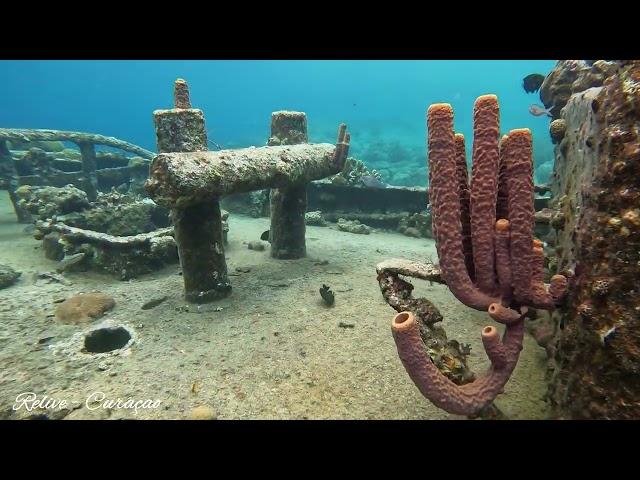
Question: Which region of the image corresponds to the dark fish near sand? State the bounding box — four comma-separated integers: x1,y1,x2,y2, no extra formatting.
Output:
319,284,335,306
522,73,546,94
360,175,388,189
529,104,554,117
260,230,270,242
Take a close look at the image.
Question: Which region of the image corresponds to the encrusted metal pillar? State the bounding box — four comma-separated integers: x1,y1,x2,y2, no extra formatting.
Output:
153,78,231,303
0,139,31,223
78,141,98,201
268,111,308,259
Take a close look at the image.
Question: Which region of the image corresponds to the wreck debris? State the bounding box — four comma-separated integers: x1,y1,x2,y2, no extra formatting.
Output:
269,111,309,259
145,79,350,303
150,79,230,303
0,128,155,212
0,128,154,160
35,220,176,280
0,264,22,289
304,211,327,226
146,144,345,207
545,61,640,419
336,218,372,234
56,252,86,273
173,79,192,109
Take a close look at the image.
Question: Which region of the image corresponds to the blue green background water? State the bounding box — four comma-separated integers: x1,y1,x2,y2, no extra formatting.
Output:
0,60,557,185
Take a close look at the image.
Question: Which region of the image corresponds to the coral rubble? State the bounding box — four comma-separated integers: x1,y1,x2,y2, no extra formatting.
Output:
336,218,372,235
0,264,21,289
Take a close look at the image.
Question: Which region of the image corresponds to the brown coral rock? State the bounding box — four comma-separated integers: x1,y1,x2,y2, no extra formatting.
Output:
55,292,115,324
540,60,619,119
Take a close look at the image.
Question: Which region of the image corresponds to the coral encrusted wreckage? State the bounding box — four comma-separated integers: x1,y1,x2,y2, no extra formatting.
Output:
145,79,351,303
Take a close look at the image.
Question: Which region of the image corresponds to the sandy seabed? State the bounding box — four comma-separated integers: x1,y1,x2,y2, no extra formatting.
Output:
0,193,551,420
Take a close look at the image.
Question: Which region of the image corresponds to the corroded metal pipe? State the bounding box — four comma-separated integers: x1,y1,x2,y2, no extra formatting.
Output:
146,141,348,209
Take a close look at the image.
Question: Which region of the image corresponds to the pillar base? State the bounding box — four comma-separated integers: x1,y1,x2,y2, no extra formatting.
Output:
269,185,307,259
173,201,231,303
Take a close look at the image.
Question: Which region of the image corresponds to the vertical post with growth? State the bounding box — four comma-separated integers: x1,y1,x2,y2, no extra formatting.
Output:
0,139,31,223
268,111,309,259
78,141,98,201
152,79,231,303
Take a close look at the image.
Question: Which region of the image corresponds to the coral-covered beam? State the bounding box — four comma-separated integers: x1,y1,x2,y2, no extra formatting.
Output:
146,134,350,208
0,128,155,159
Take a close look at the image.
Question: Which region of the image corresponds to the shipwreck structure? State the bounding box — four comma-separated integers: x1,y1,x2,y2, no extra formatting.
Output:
380,94,567,416
538,60,640,419
0,128,154,222
145,79,350,303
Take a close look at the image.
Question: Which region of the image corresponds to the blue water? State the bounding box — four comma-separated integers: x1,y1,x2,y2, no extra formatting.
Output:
0,60,556,185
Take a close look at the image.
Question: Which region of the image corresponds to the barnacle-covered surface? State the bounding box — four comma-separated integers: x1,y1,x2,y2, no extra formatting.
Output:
13,185,178,280
547,61,640,419
539,60,619,119
17,186,169,236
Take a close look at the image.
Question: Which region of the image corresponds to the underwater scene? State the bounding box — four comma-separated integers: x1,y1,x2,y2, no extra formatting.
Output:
0,60,638,420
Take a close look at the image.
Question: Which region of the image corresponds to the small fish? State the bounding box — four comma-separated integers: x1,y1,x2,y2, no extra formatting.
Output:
522,73,546,93
360,175,388,189
529,104,554,118
353,103,357,107
260,230,270,242
206,131,223,150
